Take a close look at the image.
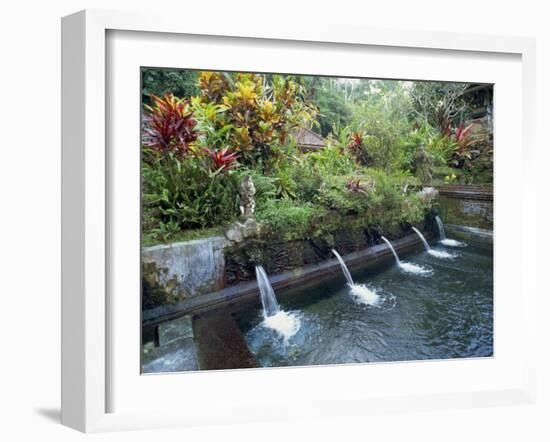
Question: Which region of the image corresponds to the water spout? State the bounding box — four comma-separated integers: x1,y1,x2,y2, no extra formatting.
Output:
380,236,401,265
411,227,430,251
331,249,354,285
255,265,300,341
380,236,432,275
435,215,446,240
435,215,466,248
332,249,381,306
412,227,456,259
255,265,280,317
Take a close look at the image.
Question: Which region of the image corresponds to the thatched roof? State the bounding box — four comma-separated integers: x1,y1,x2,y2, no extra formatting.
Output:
294,128,325,152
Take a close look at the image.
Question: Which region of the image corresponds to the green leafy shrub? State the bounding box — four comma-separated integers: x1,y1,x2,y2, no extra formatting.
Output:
313,169,426,235
351,114,403,170
398,122,493,184
348,82,413,170
256,199,326,241
294,171,325,203
449,122,493,183
399,126,457,172
142,152,240,242
273,163,298,199
316,175,371,214
363,170,426,234
301,137,355,176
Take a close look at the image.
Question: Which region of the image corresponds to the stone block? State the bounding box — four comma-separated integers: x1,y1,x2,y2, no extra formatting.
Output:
158,315,193,346
142,236,230,309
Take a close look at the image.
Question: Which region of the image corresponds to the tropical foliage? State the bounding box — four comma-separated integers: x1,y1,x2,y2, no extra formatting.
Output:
142,93,198,158
141,70,493,244
192,72,317,170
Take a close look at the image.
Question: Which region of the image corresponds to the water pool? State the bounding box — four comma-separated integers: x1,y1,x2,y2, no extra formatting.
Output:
233,242,493,368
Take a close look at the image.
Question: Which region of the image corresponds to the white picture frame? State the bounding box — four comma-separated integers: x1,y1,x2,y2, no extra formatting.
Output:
61,9,537,433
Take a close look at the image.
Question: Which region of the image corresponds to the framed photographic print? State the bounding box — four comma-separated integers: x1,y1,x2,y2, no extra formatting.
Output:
61,9,537,432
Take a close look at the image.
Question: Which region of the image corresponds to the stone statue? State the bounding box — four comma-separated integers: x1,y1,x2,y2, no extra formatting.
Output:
413,143,434,186
239,175,256,219
226,175,260,243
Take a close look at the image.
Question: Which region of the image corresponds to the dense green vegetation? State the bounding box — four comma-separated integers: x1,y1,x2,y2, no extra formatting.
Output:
141,70,493,244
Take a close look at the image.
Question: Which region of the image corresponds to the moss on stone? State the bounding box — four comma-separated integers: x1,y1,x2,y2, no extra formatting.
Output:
225,214,378,285
142,261,182,309
224,203,438,286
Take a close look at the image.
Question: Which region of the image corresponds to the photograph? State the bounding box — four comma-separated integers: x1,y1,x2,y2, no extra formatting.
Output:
140,68,494,373
0,0,545,437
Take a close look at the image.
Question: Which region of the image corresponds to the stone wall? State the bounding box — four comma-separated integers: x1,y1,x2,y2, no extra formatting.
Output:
223,228,375,286
438,191,493,230
142,237,229,309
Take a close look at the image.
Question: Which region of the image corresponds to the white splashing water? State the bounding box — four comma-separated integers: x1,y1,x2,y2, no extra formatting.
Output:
411,226,456,259
428,249,456,259
263,310,301,342
436,215,466,248
398,261,433,275
350,284,380,305
331,250,387,307
255,265,300,341
381,236,432,275
440,238,466,248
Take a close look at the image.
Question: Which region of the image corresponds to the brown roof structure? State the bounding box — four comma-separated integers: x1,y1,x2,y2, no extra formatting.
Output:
294,128,325,152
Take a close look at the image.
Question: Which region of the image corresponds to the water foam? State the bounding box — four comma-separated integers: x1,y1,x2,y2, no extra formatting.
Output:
263,311,301,341
350,284,380,305
440,238,466,248
399,261,433,275
435,216,466,248
428,249,457,259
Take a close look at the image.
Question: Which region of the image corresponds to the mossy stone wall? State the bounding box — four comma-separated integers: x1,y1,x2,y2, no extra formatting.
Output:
142,237,228,309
